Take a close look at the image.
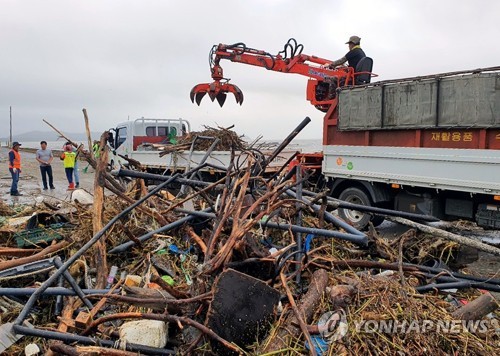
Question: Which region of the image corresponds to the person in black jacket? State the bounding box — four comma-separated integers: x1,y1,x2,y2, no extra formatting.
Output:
327,35,366,71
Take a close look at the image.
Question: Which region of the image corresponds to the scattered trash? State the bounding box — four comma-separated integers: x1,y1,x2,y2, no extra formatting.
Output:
124,275,142,287
24,343,40,356
119,320,168,348
0,323,24,353
105,265,118,289
206,269,280,352
70,189,94,205
0,121,498,355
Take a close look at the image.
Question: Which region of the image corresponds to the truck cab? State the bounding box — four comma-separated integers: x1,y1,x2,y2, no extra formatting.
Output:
108,118,190,168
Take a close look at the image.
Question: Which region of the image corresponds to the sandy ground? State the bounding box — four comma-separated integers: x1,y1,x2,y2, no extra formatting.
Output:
0,146,95,206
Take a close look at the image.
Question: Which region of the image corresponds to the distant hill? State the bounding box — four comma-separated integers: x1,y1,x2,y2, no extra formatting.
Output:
1,130,101,142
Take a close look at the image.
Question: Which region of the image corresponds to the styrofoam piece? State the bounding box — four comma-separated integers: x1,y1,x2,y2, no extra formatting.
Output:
24,343,41,356
70,189,94,205
119,320,168,348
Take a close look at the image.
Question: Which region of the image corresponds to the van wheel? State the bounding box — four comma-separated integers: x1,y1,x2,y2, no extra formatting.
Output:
338,187,381,230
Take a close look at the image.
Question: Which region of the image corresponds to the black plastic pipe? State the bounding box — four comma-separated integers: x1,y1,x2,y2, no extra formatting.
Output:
13,325,175,355
174,209,368,246
113,168,223,188
0,287,120,296
286,189,366,238
416,281,500,293
299,188,440,222
109,208,212,254
252,117,311,176
406,263,500,285
267,151,300,181
419,272,500,290
53,257,93,309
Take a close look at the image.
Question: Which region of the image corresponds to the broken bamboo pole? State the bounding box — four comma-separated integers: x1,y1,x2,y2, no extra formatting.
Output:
150,274,190,299
52,344,140,356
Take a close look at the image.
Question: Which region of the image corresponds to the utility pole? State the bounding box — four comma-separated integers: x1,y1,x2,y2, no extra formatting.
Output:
9,106,13,148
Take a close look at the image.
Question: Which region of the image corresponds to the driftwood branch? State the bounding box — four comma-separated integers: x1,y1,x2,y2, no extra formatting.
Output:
262,268,328,354
92,131,109,289
0,240,70,272
387,216,500,256
280,271,317,356
451,293,498,320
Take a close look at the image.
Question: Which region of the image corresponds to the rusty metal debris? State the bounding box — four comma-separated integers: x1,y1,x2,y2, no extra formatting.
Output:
0,117,499,355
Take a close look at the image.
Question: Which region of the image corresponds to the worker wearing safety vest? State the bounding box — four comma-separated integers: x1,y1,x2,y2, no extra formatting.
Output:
92,141,100,159
8,141,22,196
60,143,77,190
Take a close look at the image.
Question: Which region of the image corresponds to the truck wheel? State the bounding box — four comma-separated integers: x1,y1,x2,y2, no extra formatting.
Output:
338,187,375,230
370,213,385,227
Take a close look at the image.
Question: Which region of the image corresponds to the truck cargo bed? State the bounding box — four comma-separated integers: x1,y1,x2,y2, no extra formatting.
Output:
337,68,500,131
121,150,296,172
322,145,500,195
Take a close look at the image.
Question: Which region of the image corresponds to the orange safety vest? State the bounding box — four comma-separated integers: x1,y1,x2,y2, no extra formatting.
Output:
9,149,21,169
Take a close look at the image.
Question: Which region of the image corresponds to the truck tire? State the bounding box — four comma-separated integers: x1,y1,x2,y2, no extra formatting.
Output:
338,187,380,230
370,213,385,227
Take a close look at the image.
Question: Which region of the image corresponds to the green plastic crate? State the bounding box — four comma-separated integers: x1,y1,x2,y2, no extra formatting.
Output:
14,223,70,247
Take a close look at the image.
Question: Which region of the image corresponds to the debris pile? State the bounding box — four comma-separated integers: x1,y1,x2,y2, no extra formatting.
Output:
0,200,14,216
177,125,248,150
0,119,499,355
152,125,249,155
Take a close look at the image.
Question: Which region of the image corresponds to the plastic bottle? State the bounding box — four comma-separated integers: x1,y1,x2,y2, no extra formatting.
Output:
105,266,118,289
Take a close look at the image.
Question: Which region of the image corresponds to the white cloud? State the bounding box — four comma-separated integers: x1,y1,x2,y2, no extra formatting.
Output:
1,0,499,139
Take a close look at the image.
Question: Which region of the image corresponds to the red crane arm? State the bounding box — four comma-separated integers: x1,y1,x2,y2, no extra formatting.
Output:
190,40,356,113
211,43,348,82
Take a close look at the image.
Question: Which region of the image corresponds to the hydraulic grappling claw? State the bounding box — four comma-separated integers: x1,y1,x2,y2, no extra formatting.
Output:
190,64,244,107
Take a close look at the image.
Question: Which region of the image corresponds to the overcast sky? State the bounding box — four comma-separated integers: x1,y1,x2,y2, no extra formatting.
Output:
1,0,499,140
